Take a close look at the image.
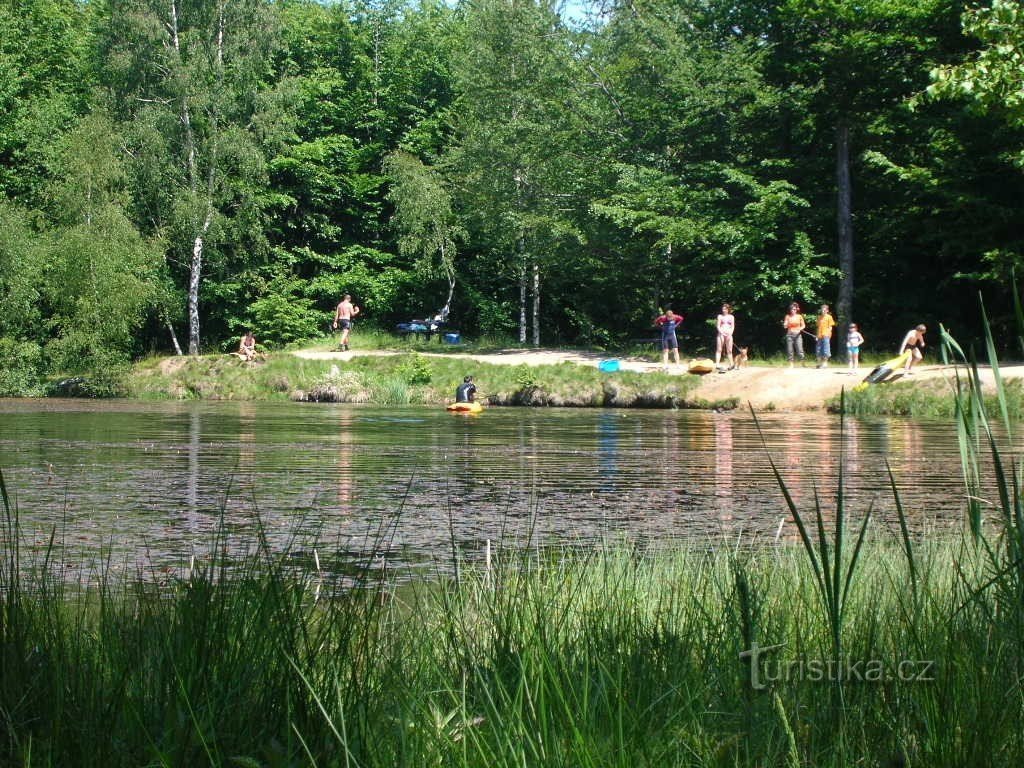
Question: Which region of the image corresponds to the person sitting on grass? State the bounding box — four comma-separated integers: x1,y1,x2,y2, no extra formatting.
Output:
455,376,476,403
236,330,258,362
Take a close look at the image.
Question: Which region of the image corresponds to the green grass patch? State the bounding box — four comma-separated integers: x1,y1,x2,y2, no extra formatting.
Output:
126,351,706,408
3,513,1023,768
828,376,1024,418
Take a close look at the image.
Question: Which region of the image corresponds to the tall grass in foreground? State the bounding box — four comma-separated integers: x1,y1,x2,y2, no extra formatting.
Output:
1,483,1024,765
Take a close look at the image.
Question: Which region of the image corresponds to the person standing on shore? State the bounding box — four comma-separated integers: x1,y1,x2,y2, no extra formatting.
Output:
815,304,835,368
899,324,927,374
782,303,806,368
715,303,735,370
847,323,864,372
332,294,361,351
654,308,684,369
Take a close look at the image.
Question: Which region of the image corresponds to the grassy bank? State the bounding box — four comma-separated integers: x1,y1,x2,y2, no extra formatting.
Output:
127,351,721,409
827,375,1024,418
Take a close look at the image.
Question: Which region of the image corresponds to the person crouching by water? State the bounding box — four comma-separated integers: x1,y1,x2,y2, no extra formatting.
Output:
456,375,476,403
654,308,683,369
236,330,258,362
900,324,927,374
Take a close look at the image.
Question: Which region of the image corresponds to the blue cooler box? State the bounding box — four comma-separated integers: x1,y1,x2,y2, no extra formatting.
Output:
598,359,621,373
443,333,461,344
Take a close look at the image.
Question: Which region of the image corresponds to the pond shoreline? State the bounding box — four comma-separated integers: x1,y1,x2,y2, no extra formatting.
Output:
117,346,1024,416
19,346,1022,416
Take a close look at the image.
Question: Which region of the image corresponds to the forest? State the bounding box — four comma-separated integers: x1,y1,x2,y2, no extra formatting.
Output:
1,0,1022,394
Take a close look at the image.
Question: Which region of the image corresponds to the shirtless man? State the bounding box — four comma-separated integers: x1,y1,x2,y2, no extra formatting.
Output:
332,294,361,351
899,324,927,374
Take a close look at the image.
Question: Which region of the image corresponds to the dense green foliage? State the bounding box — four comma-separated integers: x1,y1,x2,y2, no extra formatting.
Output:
1,0,1023,393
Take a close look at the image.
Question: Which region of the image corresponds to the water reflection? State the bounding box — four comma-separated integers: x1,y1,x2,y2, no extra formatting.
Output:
0,399,999,574
714,414,733,517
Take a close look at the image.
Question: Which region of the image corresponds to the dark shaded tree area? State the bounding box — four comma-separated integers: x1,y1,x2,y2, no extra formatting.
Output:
1,0,1022,392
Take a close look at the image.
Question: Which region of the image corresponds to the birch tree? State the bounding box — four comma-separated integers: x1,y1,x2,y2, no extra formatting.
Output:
383,150,463,313
449,0,580,346
100,0,282,354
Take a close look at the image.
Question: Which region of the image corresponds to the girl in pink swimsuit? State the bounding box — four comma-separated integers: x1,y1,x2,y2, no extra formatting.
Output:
715,303,735,369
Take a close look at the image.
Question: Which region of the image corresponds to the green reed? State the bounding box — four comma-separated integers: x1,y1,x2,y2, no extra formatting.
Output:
3,492,1024,767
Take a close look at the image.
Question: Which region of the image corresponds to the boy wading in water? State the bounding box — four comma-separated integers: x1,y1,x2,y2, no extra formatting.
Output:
333,294,361,351
654,309,684,369
455,376,476,403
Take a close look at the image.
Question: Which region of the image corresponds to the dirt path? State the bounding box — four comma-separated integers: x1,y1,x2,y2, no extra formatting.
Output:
291,347,1024,410
291,347,657,371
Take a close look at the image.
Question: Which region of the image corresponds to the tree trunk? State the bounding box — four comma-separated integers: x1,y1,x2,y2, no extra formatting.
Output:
531,259,540,347
187,211,213,355
835,121,854,338
164,312,183,356
518,237,527,344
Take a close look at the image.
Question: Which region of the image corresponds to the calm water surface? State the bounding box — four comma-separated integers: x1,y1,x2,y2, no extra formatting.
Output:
0,399,995,574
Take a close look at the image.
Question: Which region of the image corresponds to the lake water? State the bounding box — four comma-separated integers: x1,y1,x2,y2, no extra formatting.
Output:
0,399,997,577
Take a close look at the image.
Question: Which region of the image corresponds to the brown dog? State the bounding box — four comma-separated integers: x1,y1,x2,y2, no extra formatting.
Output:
732,347,749,370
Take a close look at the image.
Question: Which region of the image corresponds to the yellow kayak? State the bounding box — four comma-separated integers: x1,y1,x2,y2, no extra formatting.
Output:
446,401,483,414
863,350,912,385
687,358,716,375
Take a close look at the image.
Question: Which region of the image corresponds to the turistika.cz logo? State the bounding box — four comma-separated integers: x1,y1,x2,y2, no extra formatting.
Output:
739,642,936,690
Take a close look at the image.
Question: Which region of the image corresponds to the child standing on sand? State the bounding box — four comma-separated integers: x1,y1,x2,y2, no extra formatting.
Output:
654,309,684,368
815,304,835,368
847,324,864,372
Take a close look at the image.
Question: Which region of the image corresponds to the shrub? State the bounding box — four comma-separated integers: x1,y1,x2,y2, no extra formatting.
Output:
0,338,45,396
249,288,325,347
397,353,432,385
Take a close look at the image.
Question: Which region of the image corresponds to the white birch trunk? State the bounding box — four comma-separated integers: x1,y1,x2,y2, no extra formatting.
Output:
531,260,540,347
518,237,527,343
187,211,213,355
164,313,183,356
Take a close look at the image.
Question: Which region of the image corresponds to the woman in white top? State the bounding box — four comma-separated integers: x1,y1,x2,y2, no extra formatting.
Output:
715,303,735,369
847,324,864,371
